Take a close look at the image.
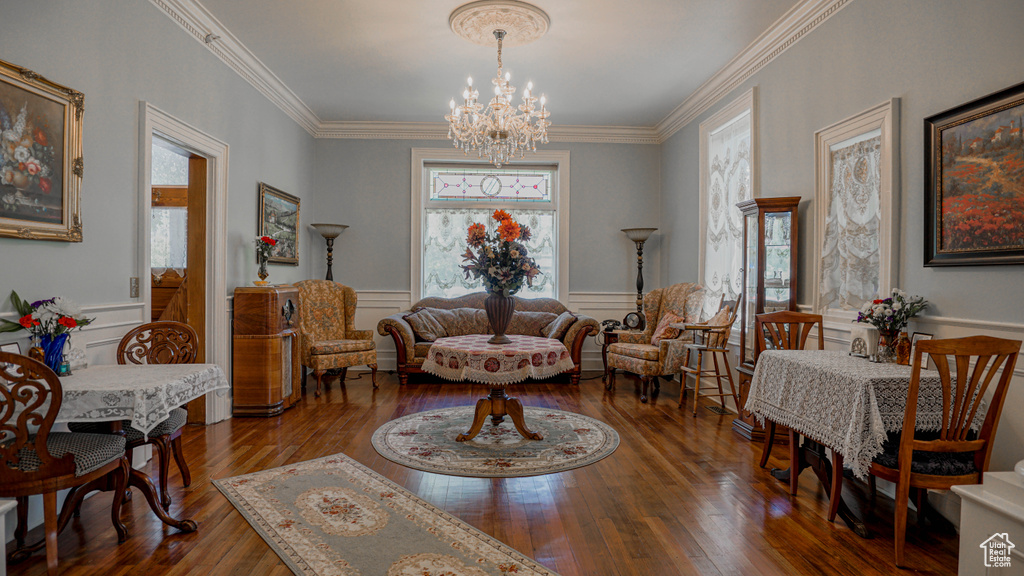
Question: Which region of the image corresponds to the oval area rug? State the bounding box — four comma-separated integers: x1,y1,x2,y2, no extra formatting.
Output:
371,406,619,477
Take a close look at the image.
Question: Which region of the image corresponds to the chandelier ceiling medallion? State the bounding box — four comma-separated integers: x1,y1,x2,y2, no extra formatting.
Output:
446,0,551,167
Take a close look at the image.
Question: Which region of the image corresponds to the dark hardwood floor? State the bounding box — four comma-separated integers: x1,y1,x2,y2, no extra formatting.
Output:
6,372,960,575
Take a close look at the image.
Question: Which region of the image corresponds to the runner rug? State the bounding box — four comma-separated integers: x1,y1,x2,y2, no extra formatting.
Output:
214,453,559,576
371,406,619,478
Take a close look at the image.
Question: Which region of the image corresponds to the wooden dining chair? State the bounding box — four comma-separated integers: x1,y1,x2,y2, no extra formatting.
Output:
869,335,1020,567
70,321,198,510
679,299,740,416
1,352,130,575
753,311,825,495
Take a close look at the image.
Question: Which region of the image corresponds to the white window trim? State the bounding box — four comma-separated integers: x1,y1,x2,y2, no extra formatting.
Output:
812,98,900,323
698,87,760,288
411,148,570,303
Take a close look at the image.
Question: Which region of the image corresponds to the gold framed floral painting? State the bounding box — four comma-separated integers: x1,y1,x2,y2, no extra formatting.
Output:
0,58,83,242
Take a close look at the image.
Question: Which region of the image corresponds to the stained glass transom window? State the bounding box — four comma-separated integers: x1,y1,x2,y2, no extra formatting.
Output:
430,168,551,203
422,166,558,300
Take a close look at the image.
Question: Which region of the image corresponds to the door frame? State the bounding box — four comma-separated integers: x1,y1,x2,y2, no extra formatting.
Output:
138,102,231,424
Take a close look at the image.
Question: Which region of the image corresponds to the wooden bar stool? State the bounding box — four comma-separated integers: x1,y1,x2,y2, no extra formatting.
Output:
679,300,739,416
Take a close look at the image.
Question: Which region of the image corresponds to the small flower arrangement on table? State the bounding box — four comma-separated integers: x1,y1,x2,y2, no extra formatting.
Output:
855,289,928,362
460,209,541,297
0,291,93,372
254,235,277,285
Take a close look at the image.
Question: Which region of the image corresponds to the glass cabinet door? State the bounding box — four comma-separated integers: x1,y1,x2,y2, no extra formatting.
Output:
763,211,792,312
743,213,759,365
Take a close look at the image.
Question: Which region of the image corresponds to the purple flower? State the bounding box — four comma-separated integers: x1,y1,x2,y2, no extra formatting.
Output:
30,298,55,308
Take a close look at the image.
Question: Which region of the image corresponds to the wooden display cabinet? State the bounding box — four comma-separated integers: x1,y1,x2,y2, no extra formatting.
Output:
732,197,800,441
232,285,301,416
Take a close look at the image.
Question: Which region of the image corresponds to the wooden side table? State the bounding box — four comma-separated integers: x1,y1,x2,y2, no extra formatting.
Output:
601,330,620,384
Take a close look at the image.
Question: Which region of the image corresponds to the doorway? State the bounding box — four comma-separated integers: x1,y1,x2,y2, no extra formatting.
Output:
149,139,208,423
140,103,230,425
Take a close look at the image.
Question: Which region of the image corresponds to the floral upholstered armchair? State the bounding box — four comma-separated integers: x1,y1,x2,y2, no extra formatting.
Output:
605,282,705,403
294,280,377,396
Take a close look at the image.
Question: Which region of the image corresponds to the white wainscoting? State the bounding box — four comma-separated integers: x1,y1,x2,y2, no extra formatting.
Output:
351,290,637,372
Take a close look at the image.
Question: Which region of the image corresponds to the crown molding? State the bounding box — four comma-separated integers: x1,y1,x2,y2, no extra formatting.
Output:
316,121,660,144
654,0,852,141
151,0,848,144
148,0,321,136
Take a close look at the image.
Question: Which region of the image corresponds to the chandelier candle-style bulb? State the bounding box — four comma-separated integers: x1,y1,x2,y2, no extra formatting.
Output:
445,20,551,167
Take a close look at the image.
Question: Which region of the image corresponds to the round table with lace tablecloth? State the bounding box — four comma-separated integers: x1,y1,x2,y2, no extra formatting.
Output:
420,334,576,441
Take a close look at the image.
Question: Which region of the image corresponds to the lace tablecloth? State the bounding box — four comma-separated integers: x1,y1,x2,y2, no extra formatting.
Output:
746,350,983,479
57,364,229,436
421,334,575,386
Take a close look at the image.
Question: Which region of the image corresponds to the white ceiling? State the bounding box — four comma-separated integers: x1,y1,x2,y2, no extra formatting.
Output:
197,0,799,127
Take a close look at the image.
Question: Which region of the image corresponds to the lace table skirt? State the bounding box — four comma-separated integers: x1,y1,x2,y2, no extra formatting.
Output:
57,364,229,436
745,350,983,479
421,334,575,386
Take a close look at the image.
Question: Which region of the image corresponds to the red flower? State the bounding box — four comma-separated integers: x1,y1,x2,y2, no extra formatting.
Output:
58,317,77,329
260,236,277,246
33,128,48,146
492,209,511,222
19,314,36,328
39,177,52,194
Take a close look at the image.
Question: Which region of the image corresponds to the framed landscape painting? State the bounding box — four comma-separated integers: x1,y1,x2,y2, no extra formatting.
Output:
258,182,299,265
0,58,83,242
925,81,1024,266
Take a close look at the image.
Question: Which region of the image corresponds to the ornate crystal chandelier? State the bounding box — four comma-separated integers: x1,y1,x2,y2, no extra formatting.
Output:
445,21,550,167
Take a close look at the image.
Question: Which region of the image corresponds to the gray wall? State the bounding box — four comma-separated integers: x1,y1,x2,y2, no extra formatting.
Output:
312,139,662,294
661,0,1024,322
660,0,1024,473
0,0,316,308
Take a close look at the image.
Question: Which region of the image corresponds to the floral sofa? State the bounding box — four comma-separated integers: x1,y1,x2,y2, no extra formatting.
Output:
378,293,599,385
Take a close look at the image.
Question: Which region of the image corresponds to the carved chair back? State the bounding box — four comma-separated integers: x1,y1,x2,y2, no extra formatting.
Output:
117,321,199,365
0,353,75,485
898,336,1021,474
753,310,824,362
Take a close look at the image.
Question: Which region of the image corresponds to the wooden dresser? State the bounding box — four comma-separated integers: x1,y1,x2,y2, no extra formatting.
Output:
232,285,301,416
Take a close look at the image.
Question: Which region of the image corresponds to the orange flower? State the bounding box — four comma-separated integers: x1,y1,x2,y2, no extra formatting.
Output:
466,222,487,246
498,219,521,242
492,209,511,222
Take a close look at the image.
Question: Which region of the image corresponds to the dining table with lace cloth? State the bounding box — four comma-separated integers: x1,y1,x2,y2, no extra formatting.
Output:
56,363,229,438
745,350,986,480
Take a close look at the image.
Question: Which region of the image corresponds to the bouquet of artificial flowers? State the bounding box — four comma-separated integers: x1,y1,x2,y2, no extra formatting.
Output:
0,291,93,338
255,235,277,260
460,210,541,297
855,289,928,333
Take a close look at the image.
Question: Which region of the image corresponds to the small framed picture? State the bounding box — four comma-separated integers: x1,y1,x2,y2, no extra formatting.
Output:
0,342,21,369
911,332,934,369
258,182,300,265
0,342,21,355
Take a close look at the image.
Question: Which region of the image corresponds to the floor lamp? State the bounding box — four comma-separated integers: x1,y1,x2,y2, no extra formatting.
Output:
621,228,657,330
310,223,348,281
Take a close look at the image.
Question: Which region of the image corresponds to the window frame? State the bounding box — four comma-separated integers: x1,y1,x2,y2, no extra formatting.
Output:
698,87,760,315
411,148,570,303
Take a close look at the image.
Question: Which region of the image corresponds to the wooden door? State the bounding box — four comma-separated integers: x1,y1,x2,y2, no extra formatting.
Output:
184,155,207,423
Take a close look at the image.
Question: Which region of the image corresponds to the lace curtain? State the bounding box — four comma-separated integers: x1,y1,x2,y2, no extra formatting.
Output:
702,111,752,318
423,208,555,299
819,134,882,311
151,207,187,270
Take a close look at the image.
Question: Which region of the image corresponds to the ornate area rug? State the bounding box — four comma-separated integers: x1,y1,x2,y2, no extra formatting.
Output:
215,453,560,576
371,406,619,477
